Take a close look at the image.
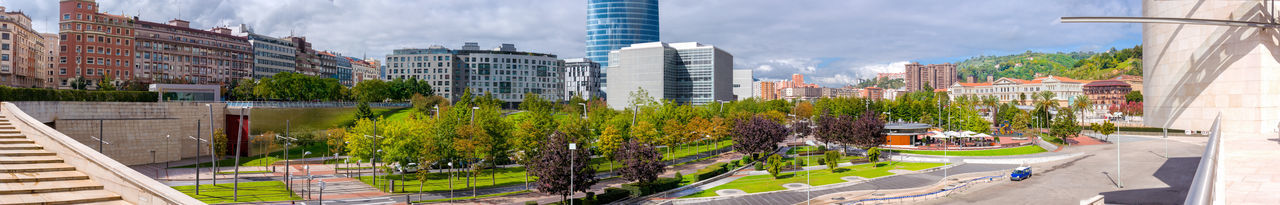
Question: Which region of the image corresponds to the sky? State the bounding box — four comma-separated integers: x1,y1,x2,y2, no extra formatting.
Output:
1,0,1142,87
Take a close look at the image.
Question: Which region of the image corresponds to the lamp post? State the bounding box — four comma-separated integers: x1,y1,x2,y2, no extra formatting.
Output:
233,106,248,201
150,150,157,178
187,136,208,194
578,103,587,119
374,149,382,187
305,165,312,199
448,161,454,203
569,143,577,205
469,106,479,199
206,104,216,186
97,119,104,153
317,181,326,205
165,135,172,179
276,134,298,191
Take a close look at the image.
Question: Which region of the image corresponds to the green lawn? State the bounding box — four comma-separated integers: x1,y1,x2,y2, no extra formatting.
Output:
250,107,408,135
216,170,271,175
681,161,946,198
172,144,333,168
886,145,1047,156
356,167,535,193
788,146,823,154
171,181,301,203
412,190,531,203
786,155,864,166
384,108,416,122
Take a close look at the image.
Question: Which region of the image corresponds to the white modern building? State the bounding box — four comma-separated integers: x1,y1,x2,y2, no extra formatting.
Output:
947,75,1086,106
606,42,733,109
384,43,563,105
733,69,754,100
564,58,602,100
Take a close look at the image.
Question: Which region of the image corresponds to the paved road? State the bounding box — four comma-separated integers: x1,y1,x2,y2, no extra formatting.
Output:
922,135,1206,205
670,163,1018,205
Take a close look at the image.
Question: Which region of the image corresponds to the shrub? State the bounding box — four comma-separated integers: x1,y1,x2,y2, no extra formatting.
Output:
585,191,596,201
817,158,826,165
525,201,539,205
754,161,764,170
673,171,683,181
594,187,630,204
694,162,728,181
622,177,681,197
766,154,783,178
730,160,740,168
742,155,752,164
796,160,806,167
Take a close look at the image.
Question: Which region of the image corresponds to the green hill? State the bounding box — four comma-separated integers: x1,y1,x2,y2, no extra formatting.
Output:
955,45,1141,81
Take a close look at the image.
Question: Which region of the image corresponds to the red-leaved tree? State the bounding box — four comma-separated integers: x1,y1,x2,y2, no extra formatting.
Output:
617,140,664,184
733,116,788,158
531,131,597,202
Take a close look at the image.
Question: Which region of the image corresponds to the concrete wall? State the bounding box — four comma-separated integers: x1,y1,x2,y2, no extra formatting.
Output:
1,102,203,204
1143,1,1280,135
10,101,227,165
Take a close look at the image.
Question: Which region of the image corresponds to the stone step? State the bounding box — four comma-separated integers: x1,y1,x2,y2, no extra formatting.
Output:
0,150,55,157
0,144,41,150
0,134,26,139
0,171,89,183
0,179,104,195
74,200,133,205
0,129,18,134
0,156,64,164
0,163,76,173
0,139,32,144
0,189,123,205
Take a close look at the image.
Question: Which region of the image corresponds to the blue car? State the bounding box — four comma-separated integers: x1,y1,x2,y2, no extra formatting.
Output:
1011,166,1032,181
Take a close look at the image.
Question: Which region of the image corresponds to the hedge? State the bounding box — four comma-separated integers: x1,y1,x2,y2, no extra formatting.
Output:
694,162,729,181
0,86,157,102
594,187,630,204
622,177,681,197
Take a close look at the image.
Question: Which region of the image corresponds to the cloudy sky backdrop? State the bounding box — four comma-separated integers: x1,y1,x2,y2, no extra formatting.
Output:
1,0,1142,87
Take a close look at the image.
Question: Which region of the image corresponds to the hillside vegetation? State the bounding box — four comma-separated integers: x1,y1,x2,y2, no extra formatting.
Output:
955,45,1141,81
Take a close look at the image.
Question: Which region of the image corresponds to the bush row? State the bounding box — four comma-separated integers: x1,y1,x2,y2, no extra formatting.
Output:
0,86,157,102
694,162,729,181
621,177,681,197
539,187,629,205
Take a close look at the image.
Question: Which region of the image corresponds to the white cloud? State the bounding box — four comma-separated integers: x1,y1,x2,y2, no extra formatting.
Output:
813,74,859,86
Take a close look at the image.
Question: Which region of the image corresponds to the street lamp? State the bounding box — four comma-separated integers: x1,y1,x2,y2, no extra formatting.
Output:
232,106,249,201
569,143,577,205
578,103,587,119
448,161,454,203
206,104,216,186
187,136,208,194
317,180,326,205
374,149,382,187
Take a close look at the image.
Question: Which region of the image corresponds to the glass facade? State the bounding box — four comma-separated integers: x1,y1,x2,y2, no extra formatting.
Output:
587,0,659,92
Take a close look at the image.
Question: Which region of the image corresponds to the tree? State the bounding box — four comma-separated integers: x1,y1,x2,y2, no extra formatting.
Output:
766,154,783,179
1125,91,1143,103
531,131,597,202
597,125,627,174
1012,109,1033,136
1072,95,1091,126
512,92,559,189
866,147,882,164
1097,120,1117,141
824,150,840,170
97,74,116,91
1049,108,1081,144
355,101,375,120
617,140,663,184
793,101,815,119
352,79,390,102
815,114,856,155
229,79,258,101
851,111,887,148
211,128,228,159
630,121,661,145
732,116,788,158
325,128,347,155
791,120,811,139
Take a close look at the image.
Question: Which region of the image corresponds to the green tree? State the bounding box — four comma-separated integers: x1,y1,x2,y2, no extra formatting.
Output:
766,154,783,179
1125,91,1143,103
352,79,390,102
229,79,258,101
866,147,882,164
1049,108,1081,144
97,74,116,91
1097,120,1117,141
824,150,840,170
596,125,627,174
355,101,375,120
1012,109,1033,135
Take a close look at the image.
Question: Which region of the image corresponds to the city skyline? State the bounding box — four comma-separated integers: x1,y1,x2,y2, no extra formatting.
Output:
2,0,1140,87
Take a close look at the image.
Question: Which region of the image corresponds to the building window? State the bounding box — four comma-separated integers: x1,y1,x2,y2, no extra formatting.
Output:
1,54,7,61
63,14,70,20
1,33,7,40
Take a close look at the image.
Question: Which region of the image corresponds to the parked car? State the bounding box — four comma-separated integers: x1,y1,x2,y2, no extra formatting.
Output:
396,163,419,174
1010,166,1032,181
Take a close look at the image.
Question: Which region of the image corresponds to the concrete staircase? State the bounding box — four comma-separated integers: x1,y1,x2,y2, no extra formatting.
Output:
0,115,131,205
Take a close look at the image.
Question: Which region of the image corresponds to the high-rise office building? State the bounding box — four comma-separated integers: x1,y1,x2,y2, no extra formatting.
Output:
606,42,732,109
904,62,956,92
587,0,659,96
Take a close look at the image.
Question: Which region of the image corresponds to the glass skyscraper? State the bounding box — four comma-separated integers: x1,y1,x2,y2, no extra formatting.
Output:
587,0,659,96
